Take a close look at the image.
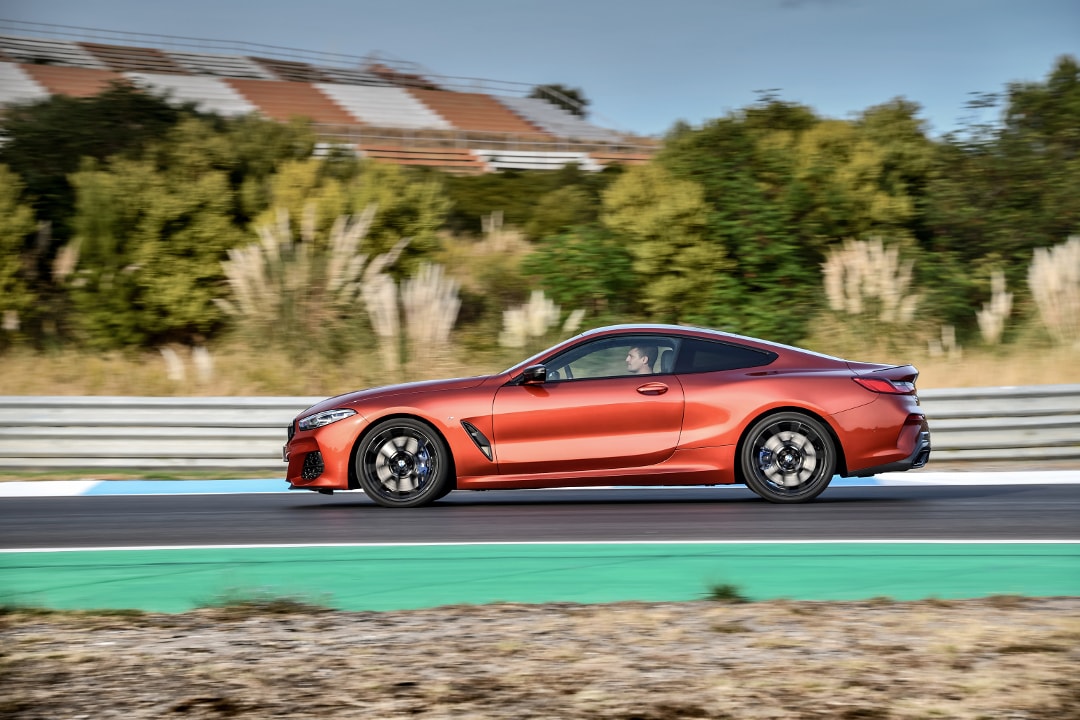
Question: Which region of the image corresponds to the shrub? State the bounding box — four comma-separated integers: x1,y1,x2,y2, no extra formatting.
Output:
705,582,750,603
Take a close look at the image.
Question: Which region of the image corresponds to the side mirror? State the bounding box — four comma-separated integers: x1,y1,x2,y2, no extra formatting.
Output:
520,365,548,385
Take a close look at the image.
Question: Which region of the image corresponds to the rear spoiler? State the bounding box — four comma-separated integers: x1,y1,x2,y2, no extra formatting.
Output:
848,363,919,384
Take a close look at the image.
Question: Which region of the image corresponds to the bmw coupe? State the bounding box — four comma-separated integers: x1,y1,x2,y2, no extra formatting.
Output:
284,324,931,505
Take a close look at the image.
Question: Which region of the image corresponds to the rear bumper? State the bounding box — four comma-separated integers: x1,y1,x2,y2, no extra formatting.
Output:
851,428,931,477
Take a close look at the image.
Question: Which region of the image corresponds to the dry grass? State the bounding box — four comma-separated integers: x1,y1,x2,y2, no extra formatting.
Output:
0,341,1076,397
823,237,919,324
910,345,1080,388
0,344,475,397
1029,235,1080,347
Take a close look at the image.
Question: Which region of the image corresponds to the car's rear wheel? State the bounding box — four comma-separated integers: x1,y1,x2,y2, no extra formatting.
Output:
355,418,452,508
740,412,836,503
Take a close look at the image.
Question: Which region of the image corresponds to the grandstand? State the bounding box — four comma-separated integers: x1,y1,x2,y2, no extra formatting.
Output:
0,19,657,174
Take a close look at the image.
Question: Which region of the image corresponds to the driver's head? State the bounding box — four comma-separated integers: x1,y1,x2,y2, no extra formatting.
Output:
626,345,657,374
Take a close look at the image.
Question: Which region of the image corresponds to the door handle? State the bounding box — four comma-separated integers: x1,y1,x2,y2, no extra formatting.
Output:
636,382,668,396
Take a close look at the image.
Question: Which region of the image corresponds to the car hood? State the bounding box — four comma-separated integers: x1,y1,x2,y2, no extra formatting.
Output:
298,375,492,417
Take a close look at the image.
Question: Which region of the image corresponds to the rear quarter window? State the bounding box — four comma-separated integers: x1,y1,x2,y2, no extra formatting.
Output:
676,339,777,373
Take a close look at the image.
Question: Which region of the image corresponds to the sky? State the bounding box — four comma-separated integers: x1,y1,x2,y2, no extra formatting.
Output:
3,0,1077,137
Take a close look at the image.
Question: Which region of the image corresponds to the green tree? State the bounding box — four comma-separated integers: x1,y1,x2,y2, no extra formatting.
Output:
0,89,316,346
923,55,1080,333
0,166,37,346
66,153,245,349
255,158,450,272
0,82,189,247
656,111,822,340
601,163,734,324
175,114,317,225
346,161,450,265
654,96,933,343
855,98,936,238
524,186,595,240
523,225,637,321
927,56,1080,262
441,163,619,239
998,56,1080,246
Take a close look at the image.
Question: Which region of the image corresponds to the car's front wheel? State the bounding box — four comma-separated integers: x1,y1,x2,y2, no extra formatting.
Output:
355,418,453,508
740,412,836,503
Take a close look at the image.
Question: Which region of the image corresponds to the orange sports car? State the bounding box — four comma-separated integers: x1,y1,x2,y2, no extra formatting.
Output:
284,324,930,505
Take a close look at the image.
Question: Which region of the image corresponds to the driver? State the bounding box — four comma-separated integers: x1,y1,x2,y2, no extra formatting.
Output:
626,345,657,375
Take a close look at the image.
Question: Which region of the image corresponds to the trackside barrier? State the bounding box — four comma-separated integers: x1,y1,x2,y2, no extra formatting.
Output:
0,386,1077,472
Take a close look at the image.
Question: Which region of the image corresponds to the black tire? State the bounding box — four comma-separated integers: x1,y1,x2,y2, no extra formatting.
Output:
355,418,453,508
740,412,836,503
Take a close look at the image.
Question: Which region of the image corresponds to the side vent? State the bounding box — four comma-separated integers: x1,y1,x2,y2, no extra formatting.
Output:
461,421,494,461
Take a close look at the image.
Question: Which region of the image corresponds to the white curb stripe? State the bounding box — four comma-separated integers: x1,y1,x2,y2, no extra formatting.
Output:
878,471,1080,485
3,539,1079,553
0,480,102,497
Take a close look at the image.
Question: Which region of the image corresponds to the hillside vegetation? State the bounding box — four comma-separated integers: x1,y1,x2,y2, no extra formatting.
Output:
0,58,1077,395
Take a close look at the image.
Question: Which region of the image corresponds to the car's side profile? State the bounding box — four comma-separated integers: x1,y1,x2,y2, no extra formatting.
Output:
284,324,931,506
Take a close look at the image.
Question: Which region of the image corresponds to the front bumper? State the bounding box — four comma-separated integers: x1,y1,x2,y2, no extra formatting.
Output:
283,414,365,491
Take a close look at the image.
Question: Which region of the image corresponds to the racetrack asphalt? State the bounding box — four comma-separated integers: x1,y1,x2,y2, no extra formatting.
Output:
2,472,1077,612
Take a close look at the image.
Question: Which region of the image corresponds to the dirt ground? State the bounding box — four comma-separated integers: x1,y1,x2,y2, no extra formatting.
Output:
2,596,1078,719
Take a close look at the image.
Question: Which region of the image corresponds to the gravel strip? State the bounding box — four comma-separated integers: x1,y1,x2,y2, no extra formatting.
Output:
2,596,1078,719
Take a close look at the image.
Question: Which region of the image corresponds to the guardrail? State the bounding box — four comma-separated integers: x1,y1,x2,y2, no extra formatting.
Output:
0,386,1078,472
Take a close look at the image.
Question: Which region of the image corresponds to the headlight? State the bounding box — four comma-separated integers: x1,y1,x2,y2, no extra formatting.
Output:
298,408,357,431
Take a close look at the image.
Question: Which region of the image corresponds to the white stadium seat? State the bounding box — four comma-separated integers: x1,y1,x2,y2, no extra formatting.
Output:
0,62,49,106
471,149,603,172
0,34,108,69
497,96,624,142
166,50,275,80
125,72,258,116
315,83,452,129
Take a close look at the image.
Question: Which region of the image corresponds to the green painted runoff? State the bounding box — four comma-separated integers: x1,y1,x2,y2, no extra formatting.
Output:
2,543,1077,613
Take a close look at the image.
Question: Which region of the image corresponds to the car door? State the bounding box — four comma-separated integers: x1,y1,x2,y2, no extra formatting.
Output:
490,336,684,475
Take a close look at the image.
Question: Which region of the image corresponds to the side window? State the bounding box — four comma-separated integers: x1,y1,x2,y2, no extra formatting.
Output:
675,338,777,373
545,336,678,381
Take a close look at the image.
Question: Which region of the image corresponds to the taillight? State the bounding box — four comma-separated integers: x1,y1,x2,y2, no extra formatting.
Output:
853,377,916,394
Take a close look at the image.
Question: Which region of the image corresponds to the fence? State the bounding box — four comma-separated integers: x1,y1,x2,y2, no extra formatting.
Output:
0,385,1078,473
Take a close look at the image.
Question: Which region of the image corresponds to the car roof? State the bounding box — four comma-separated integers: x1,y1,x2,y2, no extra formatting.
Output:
580,323,723,337
504,324,846,377
577,324,844,361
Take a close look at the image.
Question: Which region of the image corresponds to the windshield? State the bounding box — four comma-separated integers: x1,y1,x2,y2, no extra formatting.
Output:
501,333,587,375
502,346,559,376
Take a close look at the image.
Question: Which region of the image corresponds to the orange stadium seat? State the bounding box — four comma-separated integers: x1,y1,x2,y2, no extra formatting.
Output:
224,77,357,124
589,150,656,167
407,88,546,135
359,145,488,174
20,63,124,98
